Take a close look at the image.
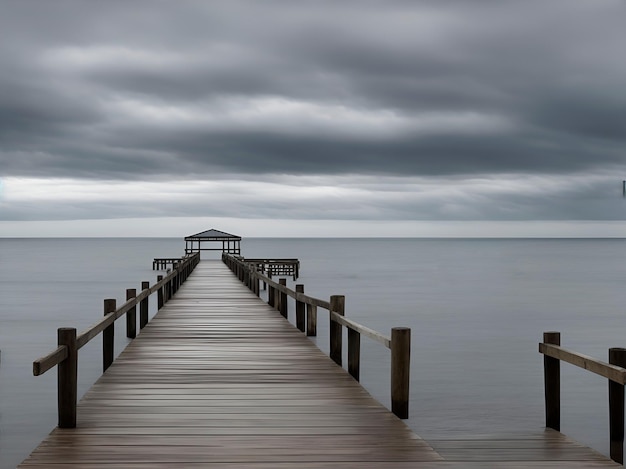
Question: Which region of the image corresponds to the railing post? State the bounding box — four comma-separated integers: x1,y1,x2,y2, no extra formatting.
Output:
103,299,116,372
348,329,361,381
307,304,317,336
140,281,149,329
391,327,411,419
126,288,136,339
330,295,345,366
543,331,561,431
609,347,626,464
268,271,275,308
157,275,164,310
166,269,171,302
250,266,258,296
279,279,288,318
57,327,77,428
295,285,305,332
172,262,179,294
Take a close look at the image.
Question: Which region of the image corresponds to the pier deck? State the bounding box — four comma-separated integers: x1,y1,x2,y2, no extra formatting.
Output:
20,261,618,467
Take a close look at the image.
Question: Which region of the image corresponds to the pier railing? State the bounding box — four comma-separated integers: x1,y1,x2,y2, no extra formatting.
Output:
223,253,411,419
32,252,200,429
540,331,626,464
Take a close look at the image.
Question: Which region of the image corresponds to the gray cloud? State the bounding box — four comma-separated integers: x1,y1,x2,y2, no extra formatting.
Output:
1,0,625,224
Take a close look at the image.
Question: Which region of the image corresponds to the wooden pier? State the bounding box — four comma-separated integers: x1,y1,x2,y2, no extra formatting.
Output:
20,256,621,467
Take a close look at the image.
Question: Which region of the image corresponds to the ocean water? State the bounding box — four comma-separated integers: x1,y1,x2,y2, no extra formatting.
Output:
1,237,626,467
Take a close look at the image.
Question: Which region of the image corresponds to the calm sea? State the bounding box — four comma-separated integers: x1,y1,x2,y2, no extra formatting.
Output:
1,237,626,467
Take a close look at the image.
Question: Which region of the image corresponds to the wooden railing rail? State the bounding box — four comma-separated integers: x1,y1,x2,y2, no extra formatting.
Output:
31,251,200,429
330,312,391,348
223,253,411,419
539,331,626,464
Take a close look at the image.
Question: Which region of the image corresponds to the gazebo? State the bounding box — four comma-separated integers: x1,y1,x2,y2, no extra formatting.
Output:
184,229,242,255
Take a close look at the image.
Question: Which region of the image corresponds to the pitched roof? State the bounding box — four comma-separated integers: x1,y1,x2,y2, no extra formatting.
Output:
185,229,241,239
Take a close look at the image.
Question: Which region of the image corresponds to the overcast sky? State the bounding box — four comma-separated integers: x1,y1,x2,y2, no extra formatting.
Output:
1,0,625,237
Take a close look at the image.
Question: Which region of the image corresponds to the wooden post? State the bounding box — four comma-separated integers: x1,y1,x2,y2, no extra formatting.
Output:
126,288,136,339
164,270,169,303
243,263,249,287
609,347,626,464
330,295,345,366
295,285,305,332
172,262,179,294
268,271,275,308
254,270,260,296
348,328,360,381
140,281,149,329
57,327,77,428
157,275,164,310
279,279,288,318
103,299,116,372
543,331,561,431
307,303,317,337
391,327,411,419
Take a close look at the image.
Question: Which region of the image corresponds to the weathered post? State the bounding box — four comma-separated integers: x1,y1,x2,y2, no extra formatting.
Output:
172,262,179,294
330,295,345,366
57,327,77,428
543,331,561,431
279,279,288,318
252,266,258,295
268,271,275,308
157,275,164,310
243,262,249,287
307,303,317,336
609,347,626,464
348,328,360,381
391,327,411,419
126,288,136,339
164,270,170,303
103,299,116,372
140,281,149,329
295,285,305,332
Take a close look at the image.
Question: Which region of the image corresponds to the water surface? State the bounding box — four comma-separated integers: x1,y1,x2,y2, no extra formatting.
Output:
1,237,625,467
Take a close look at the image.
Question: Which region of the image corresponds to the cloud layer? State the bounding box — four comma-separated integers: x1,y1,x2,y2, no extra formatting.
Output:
1,0,625,228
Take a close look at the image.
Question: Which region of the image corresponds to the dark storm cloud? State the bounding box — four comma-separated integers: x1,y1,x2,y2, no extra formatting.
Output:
1,0,625,222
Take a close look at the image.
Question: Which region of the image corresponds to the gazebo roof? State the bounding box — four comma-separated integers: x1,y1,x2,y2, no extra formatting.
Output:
185,229,241,241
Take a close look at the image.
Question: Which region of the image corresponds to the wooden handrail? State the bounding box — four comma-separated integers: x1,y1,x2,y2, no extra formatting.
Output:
31,251,200,429
223,252,410,419
33,253,200,373
76,312,116,349
539,331,626,464
33,345,68,377
252,270,331,309
539,342,626,384
330,312,391,348
254,268,384,342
